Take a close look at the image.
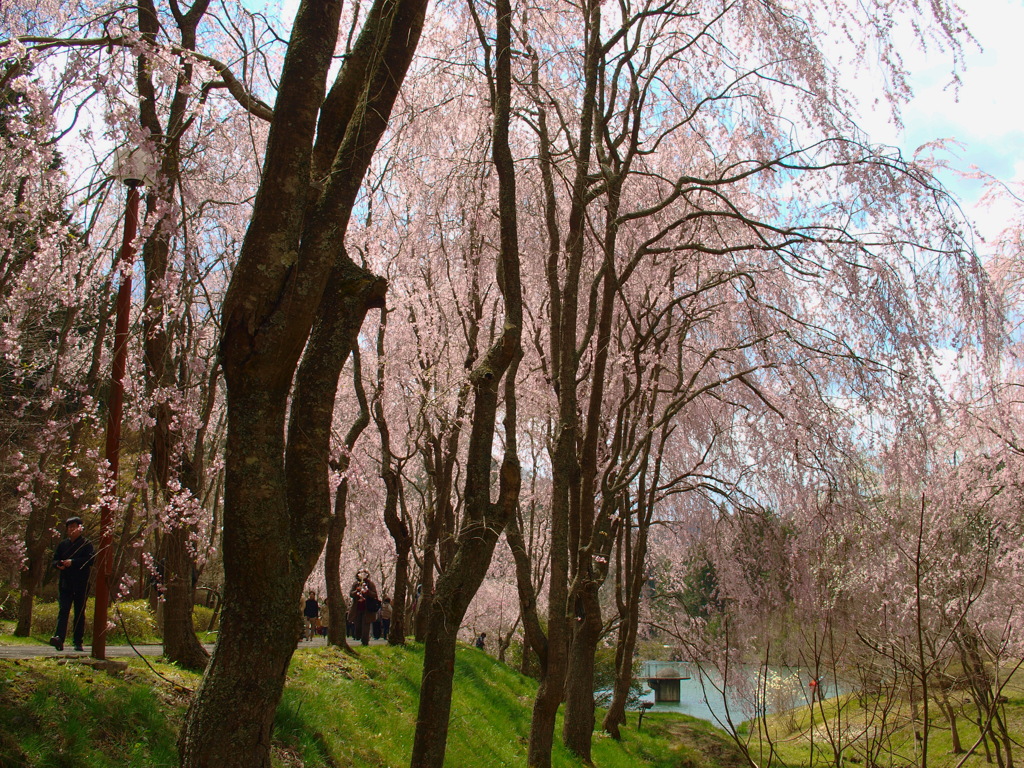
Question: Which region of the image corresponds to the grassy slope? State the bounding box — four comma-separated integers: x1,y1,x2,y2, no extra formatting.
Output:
740,672,1024,768
0,641,746,768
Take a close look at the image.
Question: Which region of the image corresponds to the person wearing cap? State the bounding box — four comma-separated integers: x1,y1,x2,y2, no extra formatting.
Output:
49,516,95,652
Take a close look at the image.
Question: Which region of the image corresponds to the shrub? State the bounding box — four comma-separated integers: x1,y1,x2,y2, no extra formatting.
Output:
112,600,159,642
0,583,19,620
31,598,158,643
193,603,219,633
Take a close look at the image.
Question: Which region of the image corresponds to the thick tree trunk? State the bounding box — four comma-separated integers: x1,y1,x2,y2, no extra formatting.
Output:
529,663,565,767
563,584,602,761
178,606,299,765
178,388,301,768
178,0,427,760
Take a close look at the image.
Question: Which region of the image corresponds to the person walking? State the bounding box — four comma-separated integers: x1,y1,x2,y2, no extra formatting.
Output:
49,516,95,652
348,568,379,646
379,596,393,640
302,591,321,641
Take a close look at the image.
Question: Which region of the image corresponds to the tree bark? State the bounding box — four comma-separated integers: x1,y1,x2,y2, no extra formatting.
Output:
410,0,523,759
178,0,427,761
325,350,369,651
372,309,414,646
524,1,601,761
177,389,305,767
161,523,209,670
324,486,352,650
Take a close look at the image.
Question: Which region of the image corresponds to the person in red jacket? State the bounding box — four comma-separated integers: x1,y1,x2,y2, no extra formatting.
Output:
348,568,379,646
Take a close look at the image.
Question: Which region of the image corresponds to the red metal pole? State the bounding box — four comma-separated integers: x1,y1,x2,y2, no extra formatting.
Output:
92,180,141,660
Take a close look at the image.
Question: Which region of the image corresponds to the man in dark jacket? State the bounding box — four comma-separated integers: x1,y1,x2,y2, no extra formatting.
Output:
49,516,94,652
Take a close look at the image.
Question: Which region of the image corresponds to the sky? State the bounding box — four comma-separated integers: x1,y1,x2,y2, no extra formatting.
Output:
853,0,1024,247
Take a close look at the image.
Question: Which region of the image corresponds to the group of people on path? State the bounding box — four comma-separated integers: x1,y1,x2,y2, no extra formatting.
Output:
347,568,392,645
45,517,423,656
300,568,393,646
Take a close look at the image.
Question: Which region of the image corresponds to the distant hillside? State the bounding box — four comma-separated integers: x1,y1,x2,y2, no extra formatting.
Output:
0,642,748,767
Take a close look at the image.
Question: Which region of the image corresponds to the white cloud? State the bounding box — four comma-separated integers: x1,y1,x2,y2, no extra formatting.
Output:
851,1,1024,242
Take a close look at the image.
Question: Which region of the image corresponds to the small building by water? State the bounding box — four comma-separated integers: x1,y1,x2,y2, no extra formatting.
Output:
642,660,692,703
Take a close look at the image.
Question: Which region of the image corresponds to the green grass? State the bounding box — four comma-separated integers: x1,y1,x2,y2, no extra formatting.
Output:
0,657,184,767
0,642,745,768
740,671,1024,768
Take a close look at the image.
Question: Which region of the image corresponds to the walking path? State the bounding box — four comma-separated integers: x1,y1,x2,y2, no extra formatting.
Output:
0,643,197,660
0,636,382,660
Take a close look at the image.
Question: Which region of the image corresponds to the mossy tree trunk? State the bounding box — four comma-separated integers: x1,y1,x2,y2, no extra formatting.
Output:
177,0,427,763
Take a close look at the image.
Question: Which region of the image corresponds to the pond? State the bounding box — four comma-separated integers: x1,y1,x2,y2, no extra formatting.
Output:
639,663,841,731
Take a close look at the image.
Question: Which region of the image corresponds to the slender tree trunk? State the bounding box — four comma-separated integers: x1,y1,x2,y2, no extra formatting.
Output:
939,698,963,754
414,546,436,642
411,523,512,767
603,521,644,738
372,309,414,646
135,0,214,669
325,349,369,651
324,489,351,650
410,0,522,757
161,523,209,669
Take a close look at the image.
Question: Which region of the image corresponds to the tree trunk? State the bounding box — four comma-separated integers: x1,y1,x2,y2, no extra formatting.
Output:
414,548,436,642
411,601,461,767
940,699,963,754
410,515,517,768
410,0,523,757
563,582,602,761
372,310,413,646
177,387,300,768
161,524,210,670
325,349,369,651
15,520,54,636
135,0,213,669
324,491,351,650
387,527,412,645
178,0,428,760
